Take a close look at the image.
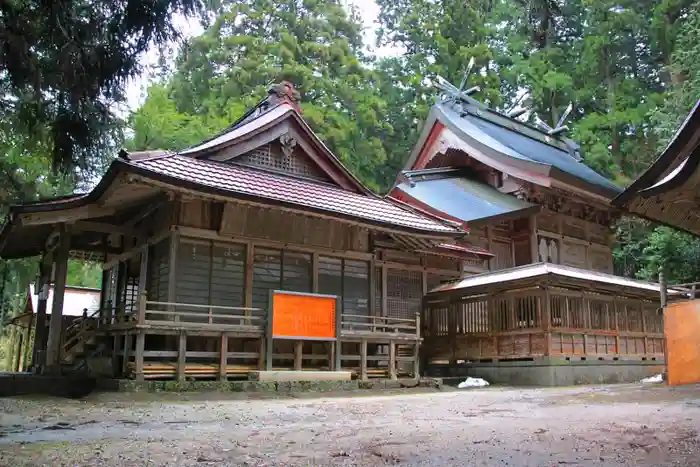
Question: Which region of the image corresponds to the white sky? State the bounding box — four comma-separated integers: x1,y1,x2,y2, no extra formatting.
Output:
124,0,392,112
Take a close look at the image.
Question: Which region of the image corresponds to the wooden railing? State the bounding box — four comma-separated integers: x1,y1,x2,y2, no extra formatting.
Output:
423,285,666,362
340,313,420,339
62,307,102,357
108,293,266,331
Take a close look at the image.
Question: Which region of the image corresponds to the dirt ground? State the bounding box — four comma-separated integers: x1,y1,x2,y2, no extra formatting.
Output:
1,383,699,467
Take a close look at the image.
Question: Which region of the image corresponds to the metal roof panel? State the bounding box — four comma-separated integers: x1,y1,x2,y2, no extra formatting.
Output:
395,175,536,224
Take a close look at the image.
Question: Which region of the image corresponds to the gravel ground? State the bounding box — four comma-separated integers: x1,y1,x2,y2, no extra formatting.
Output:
1,383,699,466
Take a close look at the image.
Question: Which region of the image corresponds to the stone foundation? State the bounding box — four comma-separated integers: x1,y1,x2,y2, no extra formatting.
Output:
95,377,442,393
427,357,665,386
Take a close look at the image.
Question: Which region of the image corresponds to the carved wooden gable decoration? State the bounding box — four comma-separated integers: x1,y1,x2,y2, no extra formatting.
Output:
181,82,367,194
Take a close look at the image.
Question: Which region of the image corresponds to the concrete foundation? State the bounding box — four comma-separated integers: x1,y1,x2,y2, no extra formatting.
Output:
427,357,665,386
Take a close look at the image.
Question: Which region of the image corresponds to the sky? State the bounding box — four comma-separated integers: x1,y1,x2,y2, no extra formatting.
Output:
124,0,389,113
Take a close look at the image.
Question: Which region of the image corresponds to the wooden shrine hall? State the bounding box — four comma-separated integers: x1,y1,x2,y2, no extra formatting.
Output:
389,83,667,385
0,82,483,382
0,80,670,385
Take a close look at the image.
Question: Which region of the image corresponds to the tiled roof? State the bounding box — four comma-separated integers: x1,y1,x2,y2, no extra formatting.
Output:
130,155,461,235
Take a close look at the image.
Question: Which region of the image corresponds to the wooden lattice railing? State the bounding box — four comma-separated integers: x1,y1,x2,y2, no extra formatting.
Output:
423,286,665,362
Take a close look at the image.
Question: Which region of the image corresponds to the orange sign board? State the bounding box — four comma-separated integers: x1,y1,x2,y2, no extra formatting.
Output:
271,291,338,340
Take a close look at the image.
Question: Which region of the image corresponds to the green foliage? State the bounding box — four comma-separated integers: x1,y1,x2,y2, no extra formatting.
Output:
67,261,103,289
129,0,391,189
2,0,700,302
0,0,212,178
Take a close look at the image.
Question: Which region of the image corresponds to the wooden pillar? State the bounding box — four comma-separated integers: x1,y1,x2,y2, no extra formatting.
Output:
112,333,121,377
15,329,24,372
359,339,368,381
46,226,70,368
659,268,667,308
17,323,29,371
167,230,179,321
122,333,132,376
115,261,127,322
265,337,274,371
134,332,145,382
543,287,552,356
388,340,397,380
244,241,254,309
414,311,421,379
530,216,539,263
486,225,494,270
5,325,16,371
311,253,319,293
294,340,303,371
32,256,52,371
219,334,228,380
257,337,266,370
177,331,186,381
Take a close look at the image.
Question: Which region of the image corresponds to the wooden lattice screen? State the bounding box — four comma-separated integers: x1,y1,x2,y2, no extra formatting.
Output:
237,143,329,181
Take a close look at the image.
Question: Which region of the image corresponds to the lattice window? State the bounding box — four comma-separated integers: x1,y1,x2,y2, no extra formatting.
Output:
458,300,489,333
491,297,512,331
626,303,643,332
551,294,564,327
567,297,585,328
236,143,329,181
515,295,539,328
386,269,422,320
589,300,610,330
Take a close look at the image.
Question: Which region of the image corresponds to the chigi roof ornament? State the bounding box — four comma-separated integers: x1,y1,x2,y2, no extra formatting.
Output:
534,102,573,137
434,57,485,108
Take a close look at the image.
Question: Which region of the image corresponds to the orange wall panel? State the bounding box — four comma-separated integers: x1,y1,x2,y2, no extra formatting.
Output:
665,300,700,386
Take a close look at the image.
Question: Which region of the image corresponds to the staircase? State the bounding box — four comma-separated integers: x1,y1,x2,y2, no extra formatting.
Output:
61,309,105,371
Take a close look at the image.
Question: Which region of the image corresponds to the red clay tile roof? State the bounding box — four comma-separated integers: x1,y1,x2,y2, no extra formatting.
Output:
129,155,461,235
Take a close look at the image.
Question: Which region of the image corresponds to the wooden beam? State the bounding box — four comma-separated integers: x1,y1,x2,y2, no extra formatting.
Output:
122,333,132,376
176,226,373,261
20,205,119,226
73,221,143,237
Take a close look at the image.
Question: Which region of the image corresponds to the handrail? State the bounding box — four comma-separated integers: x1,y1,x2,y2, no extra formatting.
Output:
144,308,264,322
341,313,416,323
145,300,262,313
